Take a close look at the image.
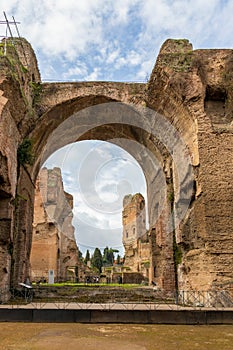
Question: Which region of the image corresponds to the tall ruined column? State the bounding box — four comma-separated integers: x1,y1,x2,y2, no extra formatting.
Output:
30,167,79,282
0,197,13,291
11,167,34,287
122,193,152,282
122,193,147,269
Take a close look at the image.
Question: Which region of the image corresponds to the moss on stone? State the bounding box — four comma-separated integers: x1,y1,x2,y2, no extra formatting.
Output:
29,81,42,106
160,51,194,72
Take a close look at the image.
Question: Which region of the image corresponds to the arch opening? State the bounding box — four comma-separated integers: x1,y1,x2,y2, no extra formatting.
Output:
30,140,150,285
16,100,194,291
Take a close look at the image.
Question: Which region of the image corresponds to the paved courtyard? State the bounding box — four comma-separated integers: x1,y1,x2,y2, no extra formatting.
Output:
0,323,232,350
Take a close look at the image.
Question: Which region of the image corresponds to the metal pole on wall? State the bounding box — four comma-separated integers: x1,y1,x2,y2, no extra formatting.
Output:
12,16,21,37
3,11,13,39
4,27,7,55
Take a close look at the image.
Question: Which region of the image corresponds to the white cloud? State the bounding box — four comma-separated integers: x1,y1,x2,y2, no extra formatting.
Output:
106,48,121,65
115,50,142,70
108,0,138,25
63,62,88,80
84,67,101,81
2,0,232,82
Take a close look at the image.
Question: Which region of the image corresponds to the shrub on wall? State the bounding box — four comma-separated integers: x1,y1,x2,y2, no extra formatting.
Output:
17,138,34,166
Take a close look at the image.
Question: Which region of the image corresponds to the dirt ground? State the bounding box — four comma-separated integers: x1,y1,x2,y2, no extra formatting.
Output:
0,323,232,350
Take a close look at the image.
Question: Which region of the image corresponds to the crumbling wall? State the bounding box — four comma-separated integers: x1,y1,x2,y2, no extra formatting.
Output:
147,39,233,291
30,167,79,282
0,37,232,294
0,38,41,290
122,193,152,281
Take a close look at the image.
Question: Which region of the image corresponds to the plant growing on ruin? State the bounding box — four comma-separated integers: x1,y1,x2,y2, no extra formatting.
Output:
173,238,182,267
17,138,34,166
168,191,174,203
29,81,42,106
7,241,13,256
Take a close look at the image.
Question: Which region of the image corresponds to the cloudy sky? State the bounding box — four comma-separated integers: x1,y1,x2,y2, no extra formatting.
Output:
43,141,146,255
1,1,232,255
1,0,232,82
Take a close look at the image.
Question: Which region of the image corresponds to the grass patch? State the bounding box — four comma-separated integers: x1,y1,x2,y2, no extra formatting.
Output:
33,282,140,289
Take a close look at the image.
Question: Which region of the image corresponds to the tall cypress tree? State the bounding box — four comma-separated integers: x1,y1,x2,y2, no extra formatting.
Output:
91,248,103,273
84,249,90,265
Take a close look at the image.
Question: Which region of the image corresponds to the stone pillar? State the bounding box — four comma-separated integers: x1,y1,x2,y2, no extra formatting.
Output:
30,168,79,283
122,193,146,270
153,204,175,292
11,167,34,287
0,197,13,292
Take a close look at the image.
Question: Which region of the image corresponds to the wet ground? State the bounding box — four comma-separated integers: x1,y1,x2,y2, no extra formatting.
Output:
0,323,232,350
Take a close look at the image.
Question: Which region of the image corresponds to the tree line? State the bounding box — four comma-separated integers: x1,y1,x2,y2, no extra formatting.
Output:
80,247,123,273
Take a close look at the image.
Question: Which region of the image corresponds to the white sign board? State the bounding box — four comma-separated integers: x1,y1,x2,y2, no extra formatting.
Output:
48,270,54,284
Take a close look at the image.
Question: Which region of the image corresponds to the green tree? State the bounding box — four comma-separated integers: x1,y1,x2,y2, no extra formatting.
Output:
84,249,90,265
103,247,116,266
103,246,109,265
108,248,114,265
78,250,83,260
91,248,103,273
117,254,121,265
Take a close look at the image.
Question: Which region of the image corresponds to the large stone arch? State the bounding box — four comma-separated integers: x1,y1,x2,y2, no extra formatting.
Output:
26,94,195,291
0,37,232,295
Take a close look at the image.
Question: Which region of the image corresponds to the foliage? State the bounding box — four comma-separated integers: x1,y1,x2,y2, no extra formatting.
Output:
8,242,13,256
84,249,90,264
103,246,120,266
17,138,34,166
78,250,83,260
34,282,139,288
103,247,114,266
29,81,42,106
142,261,150,268
20,64,28,74
161,51,193,72
0,41,15,57
91,248,103,273
116,254,121,265
168,191,174,203
173,237,182,267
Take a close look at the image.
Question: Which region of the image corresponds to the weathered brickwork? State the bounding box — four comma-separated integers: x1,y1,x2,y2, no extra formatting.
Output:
0,38,232,293
122,193,151,281
30,168,79,282
147,39,233,291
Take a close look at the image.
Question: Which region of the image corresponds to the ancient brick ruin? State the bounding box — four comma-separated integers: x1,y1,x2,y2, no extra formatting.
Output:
30,167,80,282
122,193,151,282
0,37,232,294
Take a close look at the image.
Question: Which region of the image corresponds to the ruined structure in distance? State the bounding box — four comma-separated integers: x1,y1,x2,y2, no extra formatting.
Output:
30,167,80,283
122,193,151,282
0,38,232,293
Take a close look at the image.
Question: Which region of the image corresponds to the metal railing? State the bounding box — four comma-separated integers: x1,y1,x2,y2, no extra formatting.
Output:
1,287,233,311
177,289,233,308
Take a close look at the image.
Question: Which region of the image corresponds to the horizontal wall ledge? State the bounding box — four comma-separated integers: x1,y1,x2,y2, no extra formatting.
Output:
0,308,232,324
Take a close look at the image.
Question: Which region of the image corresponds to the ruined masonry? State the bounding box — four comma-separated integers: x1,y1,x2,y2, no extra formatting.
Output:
122,193,151,282
30,167,79,282
0,37,232,294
